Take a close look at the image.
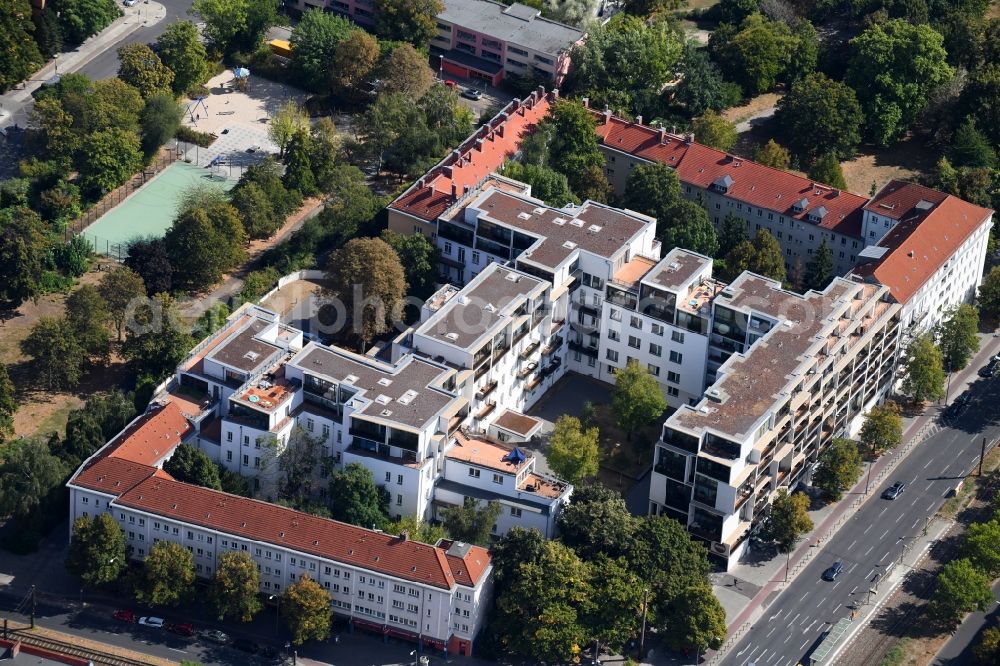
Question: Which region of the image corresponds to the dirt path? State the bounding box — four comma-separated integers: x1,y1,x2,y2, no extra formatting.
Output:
722,93,783,131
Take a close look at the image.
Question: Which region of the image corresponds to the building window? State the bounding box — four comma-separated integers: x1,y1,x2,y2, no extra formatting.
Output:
510,506,522,518
606,349,619,362
493,473,504,485
608,329,620,342
396,494,403,506
306,418,314,432
648,364,660,376
444,241,453,255
667,386,680,397
669,351,683,364
472,251,480,264
226,432,233,442
627,335,640,349
651,323,664,336
671,330,685,343
468,468,480,479
630,316,642,330
649,343,662,357
667,371,680,384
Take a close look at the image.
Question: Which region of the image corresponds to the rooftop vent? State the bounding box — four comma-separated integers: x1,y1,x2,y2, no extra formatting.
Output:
563,241,577,249
552,217,566,226
244,351,259,361
517,211,531,220
344,374,359,384
570,218,585,227
445,332,459,341
915,199,934,211
484,303,496,313
378,378,393,386
376,394,392,405
504,273,520,282
588,224,602,233
380,409,393,417
398,389,419,405
532,207,545,215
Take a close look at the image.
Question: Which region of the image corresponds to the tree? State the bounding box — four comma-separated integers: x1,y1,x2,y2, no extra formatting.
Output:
387,514,448,545
708,13,802,96
937,304,980,371
717,212,748,257
156,21,209,95
331,29,380,97
727,229,785,282
754,139,791,170
165,198,247,292
133,541,195,607
290,10,354,92
268,101,310,159
283,128,317,196
77,128,143,197
557,484,637,561
979,266,1000,320
960,63,1000,148
164,443,223,490
975,623,1000,664
0,438,66,519
191,0,279,55
928,558,994,626
325,238,407,347
0,1,44,93
32,6,64,59
547,416,600,485
210,551,262,622
665,585,727,653
492,540,593,663
587,555,644,654
67,513,127,587
807,153,848,190
675,44,742,116
547,99,609,198
964,519,1000,578
379,230,438,300
693,110,738,151
0,208,48,308
499,162,578,207
660,200,720,256
117,43,174,99
140,93,183,161
56,0,121,45
98,266,147,341
491,527,547,587
65,285,111,364
121,294,195,382
813,438,863,501
125,239,172,296
442,498,502,547
763,489,813,552
0,365,15,439
612,361,667,441
374,0,444,48
21,318,85,390
859,402,902,456
950,117,996,169
231,183,280,240
378,43,435,99
846,19,953,145
283,574,332,645
804,238,834,291
60,390,137,464
901,332,946,403
328,463,390,530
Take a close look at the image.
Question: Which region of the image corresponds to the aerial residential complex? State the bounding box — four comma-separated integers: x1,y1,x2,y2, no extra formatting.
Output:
293,0,584,85
388,88,995,568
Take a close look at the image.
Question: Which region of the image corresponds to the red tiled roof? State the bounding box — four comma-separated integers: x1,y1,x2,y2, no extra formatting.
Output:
390,90,554,222
853,187,994,304
115,476,491,589
863,179,947,220
443,548,491,588
594,114,868,238
105,402,194,466
70,456,161,497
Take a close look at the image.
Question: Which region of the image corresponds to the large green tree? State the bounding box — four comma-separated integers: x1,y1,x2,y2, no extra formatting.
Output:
612,360,667,441
964,519,1000,578
330,29,380,98
155,20,210,95
21,317,86,390
328,463,391,530
950,117,996,169
325,237,407,347
775,73,863,162
763,489,813,552
928,558,995,626
378,44,435,99
754,139,791,170
117,43,174,99
813,438,863,501
77,128,143,197
140,93,183,161
121,294,195,382
693,110,738,152
442,498,502,547
0,1,44,93
807,153,848,190
623,163,719,256
133,541,195,607
937,303,981,371
98,266,146,341
547,415,600,485
67,513,127,587
283,574,332,645
190,0,279,55
901,332,946,403
290,10,353,92
0,438,66,519
979,266,1000,320
57,0,121,45
373,0,443,48
664,585,727,653
0,365,16,439
675,44,742,116
557,484,637,561
499,162,578,208
859,402,902,456
65,285,112,365
164,443,223,490
547,100,610,201
379,230,438,300
0,207,48,308
210,551,262,622
709,13,814,96
845,19,954,145
960,63,1000,148
723,230,786,283
804,238,834,291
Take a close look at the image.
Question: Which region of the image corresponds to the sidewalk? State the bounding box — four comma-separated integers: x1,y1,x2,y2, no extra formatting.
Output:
705,333,1000,664
0,2,167,128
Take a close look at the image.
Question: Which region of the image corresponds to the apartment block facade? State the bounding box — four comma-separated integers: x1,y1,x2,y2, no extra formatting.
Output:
293,0,583,85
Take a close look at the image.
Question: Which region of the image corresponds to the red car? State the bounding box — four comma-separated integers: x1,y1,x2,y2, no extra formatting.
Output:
113,610,136,623
167,622,194,637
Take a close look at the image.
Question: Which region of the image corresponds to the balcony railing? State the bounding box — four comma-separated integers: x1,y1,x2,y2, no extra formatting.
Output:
477,402,496,419
477,381,497,399
517,361,538,379
520,341,540,359
542,337,563,356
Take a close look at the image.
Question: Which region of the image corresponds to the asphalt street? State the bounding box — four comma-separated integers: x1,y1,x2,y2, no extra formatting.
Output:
76,0,196,81
722,367,1000,666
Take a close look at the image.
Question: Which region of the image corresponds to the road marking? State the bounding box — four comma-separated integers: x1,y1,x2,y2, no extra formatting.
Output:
784,634,792,643
880,551,889,563
912,519,921,529
864,523,872,534
865,545,874,556
895,512,904,523
850,585,858,595
880,528,890,538
879,507,887,517
767,626,777,638
928,500,937,512
924,458,933,469
800,639,810,650
847,562,858,572
911,475,918,484
849,540,857,549
805,620,817,632
167,648,187,654
866,567,875,579
792,611,802,622
819,595,828,605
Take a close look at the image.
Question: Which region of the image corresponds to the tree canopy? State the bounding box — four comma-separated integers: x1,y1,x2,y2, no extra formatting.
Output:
937,304,980,371
901,332,946,403
117,43,174,99
859,402,902,455
692,110,738,152
155,20,210,95
133,540,195,607
547,415,600,485
290,10,354,92
211,551,262,622
623,163,719,256
190,0,279,55
807,153,848,190
804,238,834,291
0,1,44,93
813,438,863,501
283,574,332,645
67,513,127,587
775,73,863,162
723,230,786,283
442,498,503,547
612,360,667,441
763,489,813,552
164,443,223,490
325,237,407,347
374,0,444,48
709,13,817,96
928,558,995,626
328,463,391,530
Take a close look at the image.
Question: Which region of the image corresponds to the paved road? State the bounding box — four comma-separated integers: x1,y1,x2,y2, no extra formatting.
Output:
931,579,1000,665
77,0,196,81
721,354,1000,666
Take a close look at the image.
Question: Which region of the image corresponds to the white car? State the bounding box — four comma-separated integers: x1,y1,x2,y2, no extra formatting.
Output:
138,616,165,628
123,0,138,7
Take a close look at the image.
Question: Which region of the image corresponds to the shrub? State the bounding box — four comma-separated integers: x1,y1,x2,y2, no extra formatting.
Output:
175,125,215,148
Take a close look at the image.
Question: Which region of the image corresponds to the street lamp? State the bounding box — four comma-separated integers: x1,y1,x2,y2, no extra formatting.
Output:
638,587,649,660
268,594,281,635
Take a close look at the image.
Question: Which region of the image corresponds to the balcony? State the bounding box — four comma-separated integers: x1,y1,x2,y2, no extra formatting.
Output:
477,381,497,400
517,362,538,379
477,401,496,419
447,414,464,434
568,340,598,357
549,319,565,335
492,345,510,362
526,375,543,391
520,341,540,359
542,337,563,356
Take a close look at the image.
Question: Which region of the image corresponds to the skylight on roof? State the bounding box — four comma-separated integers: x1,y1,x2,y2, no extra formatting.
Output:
344,374,359,383
398,389,419,405
588,224,602,233
563,241,577,249
376,394,391,405
570,219,584,227
518,212,531,220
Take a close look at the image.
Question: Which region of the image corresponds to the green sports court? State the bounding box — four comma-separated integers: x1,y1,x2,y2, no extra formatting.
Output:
80,161,235,256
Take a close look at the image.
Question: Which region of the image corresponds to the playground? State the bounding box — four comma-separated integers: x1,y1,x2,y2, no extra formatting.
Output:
78,161,235,257
182,69,308,137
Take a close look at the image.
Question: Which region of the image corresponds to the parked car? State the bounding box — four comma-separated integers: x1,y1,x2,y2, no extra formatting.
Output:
113,610,136,623
461,88,483,100
138,616,165,629
167,622,194,637
202,629,230,644
978,355,1000,377
444,80,457,88
123,0,138,6
822,561,844,581
233,638,260,654
882,481,905,500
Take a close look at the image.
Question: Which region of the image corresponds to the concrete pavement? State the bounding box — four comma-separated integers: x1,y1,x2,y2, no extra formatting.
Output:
712,334,1000,666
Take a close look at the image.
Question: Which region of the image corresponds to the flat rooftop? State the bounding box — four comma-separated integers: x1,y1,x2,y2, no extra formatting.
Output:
612,255,658,289
468,189,653,271
234,365,296,413
206,318,281,373
416,264,544,350
642,248,712,293
290,344,458,430
448,431,532,473
437,0,585,56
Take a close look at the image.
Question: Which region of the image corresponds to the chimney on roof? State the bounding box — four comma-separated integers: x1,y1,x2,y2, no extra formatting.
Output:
551,87,558,99
635,115,642,126
497,123,504,138
452,182,458,198
603,108,611,124
671,125,676,134
464,185,470,195
687,133,695,144
400,530,410,542
536,85,545,98
659,126,666,144
581,97,589,108
475,138,483,151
